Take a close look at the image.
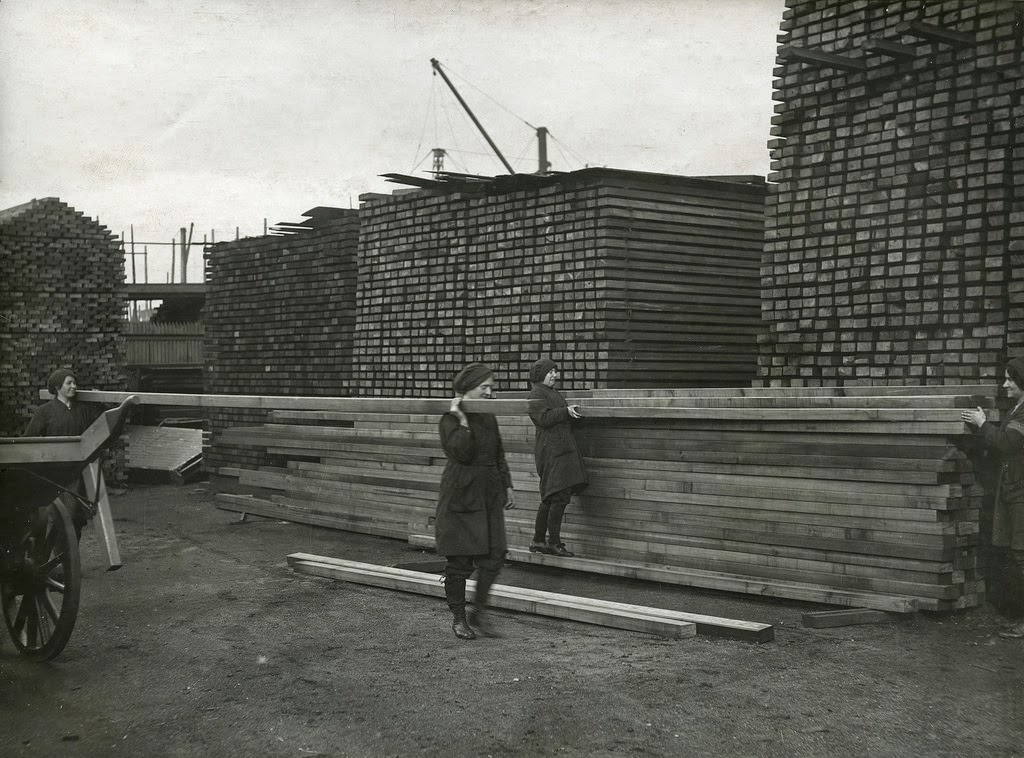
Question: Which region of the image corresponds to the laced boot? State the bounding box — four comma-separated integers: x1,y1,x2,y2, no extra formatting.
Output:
452,610,477,640
444,575,476,640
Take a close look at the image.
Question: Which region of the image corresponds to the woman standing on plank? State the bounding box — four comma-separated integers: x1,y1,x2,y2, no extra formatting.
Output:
528,357,588,557
962,357,1024,639
435,363,516,640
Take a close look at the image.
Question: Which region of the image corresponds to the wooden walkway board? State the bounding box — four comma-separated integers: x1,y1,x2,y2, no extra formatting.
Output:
287,553,698,640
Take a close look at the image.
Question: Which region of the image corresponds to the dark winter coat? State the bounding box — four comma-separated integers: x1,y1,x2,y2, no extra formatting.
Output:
528,383,588,500
434,411,512,557
24,399,97,437
978,398,1024,550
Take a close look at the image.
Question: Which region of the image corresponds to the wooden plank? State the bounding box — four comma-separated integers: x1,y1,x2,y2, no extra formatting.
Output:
286,554,697,640
779,44,868,72
801,609,902,628
70,390,524,416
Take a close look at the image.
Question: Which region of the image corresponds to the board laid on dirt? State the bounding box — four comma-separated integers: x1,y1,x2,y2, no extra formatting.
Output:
287,553,703,640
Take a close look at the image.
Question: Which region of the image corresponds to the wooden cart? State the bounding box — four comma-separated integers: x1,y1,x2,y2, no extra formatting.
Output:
0,397,137,661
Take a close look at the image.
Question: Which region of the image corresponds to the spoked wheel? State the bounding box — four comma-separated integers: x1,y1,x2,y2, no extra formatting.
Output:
1,500,81,661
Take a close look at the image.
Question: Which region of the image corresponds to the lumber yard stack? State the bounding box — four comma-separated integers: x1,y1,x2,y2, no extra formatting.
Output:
354,168,764,394
0,198,126,435
211,384,991,613
203,209,359,472
761,1,1024,386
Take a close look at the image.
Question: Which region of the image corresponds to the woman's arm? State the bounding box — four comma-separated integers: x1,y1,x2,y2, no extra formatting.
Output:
439,412,477,463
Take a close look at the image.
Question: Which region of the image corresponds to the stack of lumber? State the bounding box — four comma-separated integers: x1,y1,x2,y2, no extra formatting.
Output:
0,197,126,435
211,384,992,613
355,168,764,395
203,210,359,472
762,1,1021,386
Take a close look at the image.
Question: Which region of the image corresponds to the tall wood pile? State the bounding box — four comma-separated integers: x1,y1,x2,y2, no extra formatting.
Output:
0,198,126,435
762,1,1023,386
212,385,989,612
354,168,764,394
203,209,359,471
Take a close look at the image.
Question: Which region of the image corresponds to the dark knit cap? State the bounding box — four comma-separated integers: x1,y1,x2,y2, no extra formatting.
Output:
530,358,557,384
452,363,493,394
47,367,75,396
1006,357,1024,386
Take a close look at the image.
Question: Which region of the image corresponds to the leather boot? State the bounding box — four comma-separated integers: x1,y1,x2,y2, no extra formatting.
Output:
452,611,477,640
444,576,476,640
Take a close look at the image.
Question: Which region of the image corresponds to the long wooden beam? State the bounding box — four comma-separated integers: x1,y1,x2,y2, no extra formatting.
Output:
64,390,979,429
287,554,698,640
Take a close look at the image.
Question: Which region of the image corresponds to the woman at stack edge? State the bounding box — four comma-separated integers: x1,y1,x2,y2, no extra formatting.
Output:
961,356,1024,639
435,363,516,640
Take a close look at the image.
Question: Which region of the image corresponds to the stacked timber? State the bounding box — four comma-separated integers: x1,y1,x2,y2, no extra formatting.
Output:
0,198,126,435
355,168,764,395
211,384,992,613
762,1,1022,386
203,210,359,471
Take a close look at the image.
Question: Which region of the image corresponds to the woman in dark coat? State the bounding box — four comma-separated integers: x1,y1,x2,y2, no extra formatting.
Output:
528,358,588,557
435,363,515,640
962,357,1024,638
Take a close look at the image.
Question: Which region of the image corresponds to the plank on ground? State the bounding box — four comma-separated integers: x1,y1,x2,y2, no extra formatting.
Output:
286,554,697,639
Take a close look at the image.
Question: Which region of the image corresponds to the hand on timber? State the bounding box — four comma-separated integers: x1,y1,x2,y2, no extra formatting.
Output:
505,487,516,509
960,406,986,427
568,404,583,419
450,395,469,426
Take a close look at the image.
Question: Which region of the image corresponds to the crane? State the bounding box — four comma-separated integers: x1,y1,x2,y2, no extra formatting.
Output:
430,58,551,175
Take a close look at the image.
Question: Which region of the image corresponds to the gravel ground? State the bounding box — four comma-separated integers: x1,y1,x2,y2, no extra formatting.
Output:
1,482,1021,758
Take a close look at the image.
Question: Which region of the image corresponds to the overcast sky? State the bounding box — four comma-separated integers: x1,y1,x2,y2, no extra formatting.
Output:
0,0,784,283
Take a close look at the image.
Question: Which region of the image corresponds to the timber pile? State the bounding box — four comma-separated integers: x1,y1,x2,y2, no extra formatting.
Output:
0,198,126,435
762,1,1022,386
212,384,992,613
354,168,764,394
203,210,359,471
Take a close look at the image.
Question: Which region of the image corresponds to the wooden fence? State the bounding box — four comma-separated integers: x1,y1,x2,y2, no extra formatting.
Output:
123,321,203,367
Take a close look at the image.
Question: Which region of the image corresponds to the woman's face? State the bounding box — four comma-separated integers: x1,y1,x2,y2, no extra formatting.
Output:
463,377,496,400
1003,371,1023,402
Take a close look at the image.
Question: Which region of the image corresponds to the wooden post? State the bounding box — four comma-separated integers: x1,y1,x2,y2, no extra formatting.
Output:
81,460,122,570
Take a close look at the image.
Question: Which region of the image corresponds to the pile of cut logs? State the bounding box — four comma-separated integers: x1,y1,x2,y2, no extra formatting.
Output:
0,198,125,435
354,169,764,395
203,212,359,471
761,1,1021,385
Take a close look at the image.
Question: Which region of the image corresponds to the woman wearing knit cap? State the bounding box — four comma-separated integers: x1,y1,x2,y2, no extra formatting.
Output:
435,363,516,640
962,357,1024,639
24,367,100,539
527,358,588,557
24,368,96,437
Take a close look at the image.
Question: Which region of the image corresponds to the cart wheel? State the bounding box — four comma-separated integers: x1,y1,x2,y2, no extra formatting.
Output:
1,500,81,661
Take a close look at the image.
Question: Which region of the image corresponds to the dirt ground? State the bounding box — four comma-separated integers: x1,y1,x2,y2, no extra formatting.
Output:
0,482,1021,758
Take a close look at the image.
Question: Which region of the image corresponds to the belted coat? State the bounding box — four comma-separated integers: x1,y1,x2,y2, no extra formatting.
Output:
978,398,1024,550
528,383,588,500
434,411,511,557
